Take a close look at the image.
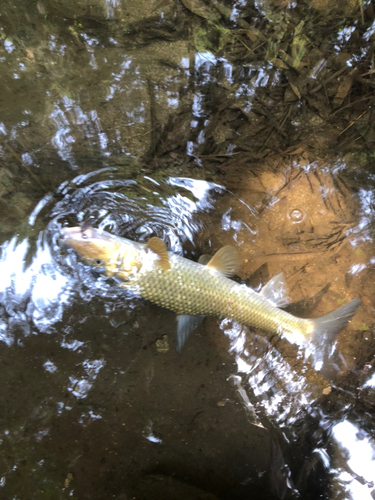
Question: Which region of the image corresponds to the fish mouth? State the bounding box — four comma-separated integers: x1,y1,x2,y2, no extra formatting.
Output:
60,226,82,238
58,227,76,246
58,227,68,248
59,224,94,240
60,219,95,239
60,224,115,243
58,226,87,250
58,236,68,249
58,224,120,258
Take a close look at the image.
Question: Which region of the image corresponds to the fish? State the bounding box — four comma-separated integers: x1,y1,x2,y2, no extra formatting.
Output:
60,225,361,353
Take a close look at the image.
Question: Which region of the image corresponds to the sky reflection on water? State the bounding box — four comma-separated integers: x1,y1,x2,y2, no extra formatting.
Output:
332,420,375,500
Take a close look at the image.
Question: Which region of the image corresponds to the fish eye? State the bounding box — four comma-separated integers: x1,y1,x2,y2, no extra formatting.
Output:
95,259,103,265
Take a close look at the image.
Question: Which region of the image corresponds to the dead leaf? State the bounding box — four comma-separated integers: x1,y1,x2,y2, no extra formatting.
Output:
180,0,221,22
279,49,295,68
65,473,73,487
37,2,46,14
290,82,301,99
244,30,258,43
288,147,305,155
333,76,353,107
26,48,34,60
273,59,289,70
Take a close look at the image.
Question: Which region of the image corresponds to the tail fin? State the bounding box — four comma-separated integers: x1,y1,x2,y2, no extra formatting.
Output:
311,298,361,344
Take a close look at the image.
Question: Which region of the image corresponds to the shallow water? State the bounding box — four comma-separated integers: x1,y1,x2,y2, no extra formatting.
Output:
1,1,375,499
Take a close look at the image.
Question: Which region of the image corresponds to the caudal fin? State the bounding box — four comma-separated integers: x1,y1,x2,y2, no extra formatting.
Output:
311,298,361,344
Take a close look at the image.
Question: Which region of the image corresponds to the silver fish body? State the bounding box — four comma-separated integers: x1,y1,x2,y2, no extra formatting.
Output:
60,226,361,351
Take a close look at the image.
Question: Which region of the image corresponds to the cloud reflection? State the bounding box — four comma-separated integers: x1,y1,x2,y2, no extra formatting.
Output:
350,188,375,244
221,319,312,426
0,233,71,344
68,358,105,399
332,420,375,499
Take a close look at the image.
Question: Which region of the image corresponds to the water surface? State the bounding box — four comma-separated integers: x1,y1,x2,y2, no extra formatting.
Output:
1,1,375,499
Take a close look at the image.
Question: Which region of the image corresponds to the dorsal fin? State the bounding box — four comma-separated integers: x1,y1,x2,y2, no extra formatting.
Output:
259,272,290,307
198,254,211,265
206,246,239,277
146,237,171,271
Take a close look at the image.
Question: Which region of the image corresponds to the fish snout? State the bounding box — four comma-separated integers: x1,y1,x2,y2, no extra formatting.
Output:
58,226,82,248
58,227,69,248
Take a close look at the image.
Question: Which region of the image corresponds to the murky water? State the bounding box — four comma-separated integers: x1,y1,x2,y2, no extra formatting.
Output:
1,1,375,499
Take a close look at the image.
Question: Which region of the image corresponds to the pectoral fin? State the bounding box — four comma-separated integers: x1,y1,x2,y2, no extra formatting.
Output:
146,237,171,271
259,272,290,307
176,315,205,353
206,246,239,277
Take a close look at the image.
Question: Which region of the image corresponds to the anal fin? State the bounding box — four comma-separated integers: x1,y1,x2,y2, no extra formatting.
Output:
176,315,205,353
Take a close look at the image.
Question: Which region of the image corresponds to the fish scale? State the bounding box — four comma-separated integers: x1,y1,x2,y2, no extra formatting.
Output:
133,254,312,338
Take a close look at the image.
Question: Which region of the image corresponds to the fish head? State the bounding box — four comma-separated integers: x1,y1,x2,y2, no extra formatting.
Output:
60,225,139,278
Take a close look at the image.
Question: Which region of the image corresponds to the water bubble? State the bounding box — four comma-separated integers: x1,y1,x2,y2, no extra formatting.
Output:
289,208,305,223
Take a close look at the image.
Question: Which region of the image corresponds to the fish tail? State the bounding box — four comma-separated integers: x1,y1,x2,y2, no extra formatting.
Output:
311,298,361,344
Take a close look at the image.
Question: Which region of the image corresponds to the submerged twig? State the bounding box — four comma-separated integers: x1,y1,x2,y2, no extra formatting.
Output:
338,110,367,136
330,95,375,117
357,76,375,89
310,66,350,94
